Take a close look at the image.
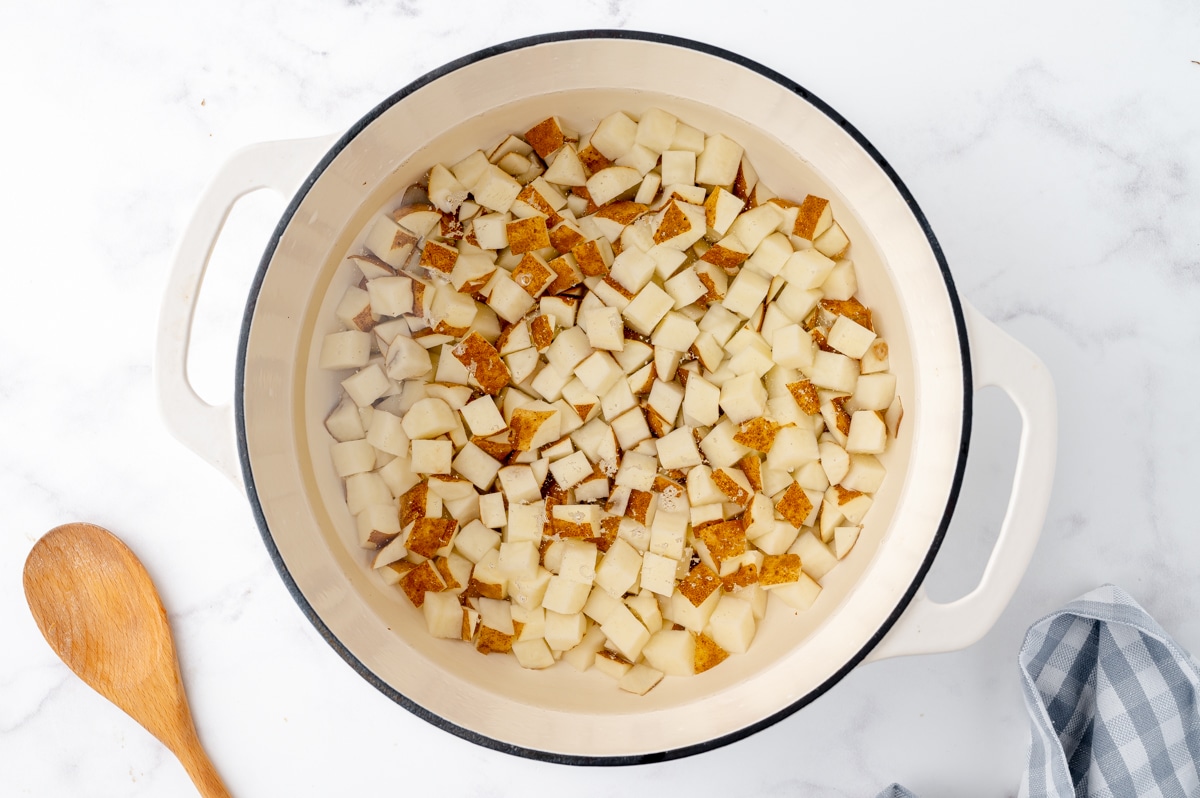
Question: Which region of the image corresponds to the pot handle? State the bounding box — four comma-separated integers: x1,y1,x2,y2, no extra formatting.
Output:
865,301,1057,662
155,135,336,487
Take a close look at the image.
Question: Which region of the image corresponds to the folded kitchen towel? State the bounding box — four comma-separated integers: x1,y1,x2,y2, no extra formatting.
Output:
878,584,1200,798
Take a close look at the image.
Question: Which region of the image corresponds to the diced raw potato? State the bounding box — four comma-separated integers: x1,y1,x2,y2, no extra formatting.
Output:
814,221,850,258
556,625,604,672
587,166,642,206
344,472,391,516
852,373,897,412
641,629,695,677
722,268,770,318
718,373,768,425
410,439,453,475
846,410,888,454
542,575,591,614
600,603,652,662
510,567,552,610
320,330,373,371
342,364,391,407
827,315,876,359
331,439,376,478
582,306,625,351
594,539,643,598
423,592,466,639
820,258,858,301
744,232,792,278
622,282,675,336
660,149,696,186
790,532,838,580
695,133,744,186
842,454,886,494
590,111,639,160
364,214,418,268
326,110,901,692
706,595,756,655
618,663,664,695
768,572,822,610
640,552,679,596
512,638,556,669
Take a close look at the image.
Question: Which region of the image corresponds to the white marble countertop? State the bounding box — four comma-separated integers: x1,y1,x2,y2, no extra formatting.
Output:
4,2,1199,795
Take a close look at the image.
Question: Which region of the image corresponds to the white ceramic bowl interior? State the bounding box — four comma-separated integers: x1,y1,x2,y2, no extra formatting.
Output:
236,32,969,761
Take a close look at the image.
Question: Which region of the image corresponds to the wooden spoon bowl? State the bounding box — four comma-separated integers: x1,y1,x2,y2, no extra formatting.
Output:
23,522,230,797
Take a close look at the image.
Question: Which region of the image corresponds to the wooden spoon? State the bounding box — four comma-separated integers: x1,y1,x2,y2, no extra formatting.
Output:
23,522,231,797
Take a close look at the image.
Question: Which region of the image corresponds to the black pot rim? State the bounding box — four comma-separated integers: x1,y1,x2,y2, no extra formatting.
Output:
234,28,973,768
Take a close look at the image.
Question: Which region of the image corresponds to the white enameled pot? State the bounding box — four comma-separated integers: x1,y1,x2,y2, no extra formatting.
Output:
156,31,1057,763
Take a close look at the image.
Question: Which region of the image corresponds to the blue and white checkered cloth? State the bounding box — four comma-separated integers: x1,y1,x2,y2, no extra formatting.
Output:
879,585,1200,798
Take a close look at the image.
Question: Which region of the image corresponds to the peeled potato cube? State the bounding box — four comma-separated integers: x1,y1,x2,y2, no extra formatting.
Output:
727,203,785,251
845,410,887,454
473,164,524,213
768,572,822,611
400,397,456,440
622,282,675,336
341,364,391,408
834,525,862,559
718,373,768,425
582,306,625,352
423,591,467,639
820,259,858,301
590,111,639,160
544,143,587,186
814,221,850,258
618,663,664,696
544,610,587,652
706,595,756,655
641,629,695,677
331,439,376,478
640,551,679,597
344,472,391,516
634,108,678,153
410,439,452,475
827,315,877,360
842,454,886,494
782,246,833,288
722,268,770,318
594,538,643,598
586,166,642,206
695,133,744,186
806,350,859,394
542,574,590,614
600,603,652,661
384,335,433,381
325,395,365,442
790,531,838,580
511,638,555,669
656,426,703,470
576,350,625,396
660,149,696,186
320,330,372,371
852,373,897,412
681,373,721,427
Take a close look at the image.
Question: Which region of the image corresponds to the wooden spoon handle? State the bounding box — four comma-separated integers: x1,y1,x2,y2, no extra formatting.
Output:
174,723,232,798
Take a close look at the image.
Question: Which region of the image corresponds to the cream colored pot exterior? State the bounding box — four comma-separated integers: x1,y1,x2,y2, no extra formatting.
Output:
157,32,1057,763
